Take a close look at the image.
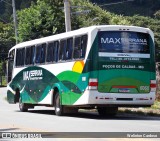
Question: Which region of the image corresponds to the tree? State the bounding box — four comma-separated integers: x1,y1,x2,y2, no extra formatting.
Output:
70,0,130,28
0,0,36,23
154,10,160,19
17,0,65,42
0,22,15,62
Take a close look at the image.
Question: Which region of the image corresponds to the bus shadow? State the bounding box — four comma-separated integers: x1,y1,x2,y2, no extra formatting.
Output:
25,110,55,115
65,111,160,121
21,109,160,121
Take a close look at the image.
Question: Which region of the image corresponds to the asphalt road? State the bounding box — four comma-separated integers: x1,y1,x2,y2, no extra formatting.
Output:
0,87,160,141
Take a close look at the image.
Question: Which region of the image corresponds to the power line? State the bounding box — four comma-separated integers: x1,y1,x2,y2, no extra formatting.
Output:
98,0,134,7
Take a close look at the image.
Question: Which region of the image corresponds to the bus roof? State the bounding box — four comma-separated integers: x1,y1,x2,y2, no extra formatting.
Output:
9,25,153,52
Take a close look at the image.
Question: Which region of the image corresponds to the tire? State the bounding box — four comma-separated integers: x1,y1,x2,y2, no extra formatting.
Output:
98,107,118,117
54,93,64,116
19,97,28,112
63,107,78,114
14,89,20,103
97,108,107,116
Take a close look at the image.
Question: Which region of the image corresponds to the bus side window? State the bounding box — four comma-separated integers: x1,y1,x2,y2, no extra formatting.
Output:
66,38,73,60
35,43,46,64
46,41,59,63
16,49,20,66
36,44,41,64
25,46,35,65
25,47,30,65
73,37,81,59
59,40,67,61
54,41,59,62
47,42,54,62
16,48,25,67
81,35,88,58
41,43,46,63
31,46,36,65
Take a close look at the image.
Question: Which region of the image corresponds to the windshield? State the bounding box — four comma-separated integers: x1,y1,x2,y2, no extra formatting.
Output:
98,31,150,54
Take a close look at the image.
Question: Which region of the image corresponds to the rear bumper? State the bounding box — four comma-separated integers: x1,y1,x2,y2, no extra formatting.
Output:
73,90,156,106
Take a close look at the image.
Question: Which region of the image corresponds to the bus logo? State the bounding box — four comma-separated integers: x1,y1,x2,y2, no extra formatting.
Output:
23,70,43,81
101,37,147,45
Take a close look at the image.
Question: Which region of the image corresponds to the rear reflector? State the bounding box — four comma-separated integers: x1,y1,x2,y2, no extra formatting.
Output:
112,86,136,88
150,80,156,92
89,78,98,90
136,98,149,100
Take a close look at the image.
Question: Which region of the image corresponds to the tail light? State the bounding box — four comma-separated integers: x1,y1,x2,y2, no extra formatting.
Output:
150,80,156,92
89,78,98,90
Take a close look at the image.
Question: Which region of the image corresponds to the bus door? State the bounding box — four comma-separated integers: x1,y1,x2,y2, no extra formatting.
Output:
97,31,152,94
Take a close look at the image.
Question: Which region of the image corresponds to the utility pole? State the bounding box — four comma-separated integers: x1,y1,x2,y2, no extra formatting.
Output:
12,0,18,44
64,0,71,32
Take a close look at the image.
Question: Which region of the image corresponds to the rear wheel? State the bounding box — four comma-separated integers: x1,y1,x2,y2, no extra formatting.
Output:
54,93,64,116
19,97,28,112
97,107,118,117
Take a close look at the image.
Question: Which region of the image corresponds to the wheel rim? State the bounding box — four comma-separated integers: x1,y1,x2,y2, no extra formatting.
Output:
56,107,60,112
55,96,60,113
19,98,23,110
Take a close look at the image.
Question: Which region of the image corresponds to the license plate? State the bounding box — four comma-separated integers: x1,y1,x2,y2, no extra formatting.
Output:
119,88,130,93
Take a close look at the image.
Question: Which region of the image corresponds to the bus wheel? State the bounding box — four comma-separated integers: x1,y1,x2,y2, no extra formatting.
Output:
19,98,28,112
97,107,118,117
55,93,64,116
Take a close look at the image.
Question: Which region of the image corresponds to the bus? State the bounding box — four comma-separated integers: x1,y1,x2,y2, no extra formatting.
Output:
6,25,156,116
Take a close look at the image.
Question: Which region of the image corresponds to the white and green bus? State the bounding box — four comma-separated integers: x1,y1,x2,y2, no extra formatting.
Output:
6,25,156,116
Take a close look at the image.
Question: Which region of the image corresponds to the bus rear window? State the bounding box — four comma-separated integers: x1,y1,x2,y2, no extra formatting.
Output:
98,31,150,54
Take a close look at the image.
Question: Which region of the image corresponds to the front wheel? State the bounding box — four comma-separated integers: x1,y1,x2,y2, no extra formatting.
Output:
54,93,64,116
19,98,28,112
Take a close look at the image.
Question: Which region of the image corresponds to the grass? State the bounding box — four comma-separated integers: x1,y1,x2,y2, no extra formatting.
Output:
150,101,160,109
118,88,160,116
0,76,7,87
79,101,160,117
119,101,160,116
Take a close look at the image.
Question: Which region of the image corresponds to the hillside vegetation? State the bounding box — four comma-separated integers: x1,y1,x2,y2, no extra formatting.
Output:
90,0,160,17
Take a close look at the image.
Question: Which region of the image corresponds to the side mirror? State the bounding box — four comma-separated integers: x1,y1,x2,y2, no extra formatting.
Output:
5,57,14,61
